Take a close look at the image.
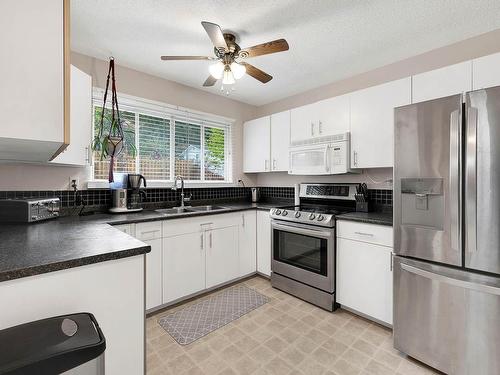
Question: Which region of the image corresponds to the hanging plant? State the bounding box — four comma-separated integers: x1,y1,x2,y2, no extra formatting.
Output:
92,57,136,182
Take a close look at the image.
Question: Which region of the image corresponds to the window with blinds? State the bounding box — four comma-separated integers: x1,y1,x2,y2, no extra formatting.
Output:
92,96,231,183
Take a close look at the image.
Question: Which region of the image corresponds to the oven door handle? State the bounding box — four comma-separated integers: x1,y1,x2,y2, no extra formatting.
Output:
272,222,333,238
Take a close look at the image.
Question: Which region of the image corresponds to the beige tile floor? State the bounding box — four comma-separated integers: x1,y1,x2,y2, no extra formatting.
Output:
146,276,440,375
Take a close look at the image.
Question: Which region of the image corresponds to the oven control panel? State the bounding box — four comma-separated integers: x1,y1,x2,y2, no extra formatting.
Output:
270,208,335,228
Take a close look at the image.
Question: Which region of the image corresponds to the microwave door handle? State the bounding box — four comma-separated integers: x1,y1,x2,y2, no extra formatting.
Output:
323,145,330,173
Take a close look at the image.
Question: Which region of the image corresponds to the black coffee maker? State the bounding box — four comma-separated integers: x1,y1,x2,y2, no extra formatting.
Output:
127,174,147,211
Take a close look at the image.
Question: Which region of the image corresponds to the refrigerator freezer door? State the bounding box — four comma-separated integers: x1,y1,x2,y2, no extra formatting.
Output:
465,87,500,274
394,256,500,375
394,95,462,266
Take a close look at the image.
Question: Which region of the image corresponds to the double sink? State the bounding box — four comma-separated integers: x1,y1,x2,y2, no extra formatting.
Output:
155,205,228,216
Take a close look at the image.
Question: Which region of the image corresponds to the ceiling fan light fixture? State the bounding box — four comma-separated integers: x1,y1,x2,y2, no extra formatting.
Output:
230,62,246,79
209,61,224,79
222,68,235,85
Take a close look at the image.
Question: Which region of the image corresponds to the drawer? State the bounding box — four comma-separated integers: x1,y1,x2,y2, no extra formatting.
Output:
135,221,162,240
162,212,241,237
337,220,393,247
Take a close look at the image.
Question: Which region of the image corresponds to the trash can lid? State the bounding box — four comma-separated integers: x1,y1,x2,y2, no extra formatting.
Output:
0,313,106,375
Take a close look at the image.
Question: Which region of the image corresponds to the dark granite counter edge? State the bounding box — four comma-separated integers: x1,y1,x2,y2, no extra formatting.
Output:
336,214,393,226
0,245,151,283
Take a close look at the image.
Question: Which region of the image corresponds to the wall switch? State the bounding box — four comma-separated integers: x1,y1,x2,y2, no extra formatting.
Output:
69,177,80,191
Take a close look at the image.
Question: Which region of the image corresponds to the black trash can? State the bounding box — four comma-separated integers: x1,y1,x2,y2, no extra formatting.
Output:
0,313,106,375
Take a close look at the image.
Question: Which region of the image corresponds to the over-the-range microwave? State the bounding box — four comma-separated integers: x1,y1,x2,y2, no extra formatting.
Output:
288,133,358,175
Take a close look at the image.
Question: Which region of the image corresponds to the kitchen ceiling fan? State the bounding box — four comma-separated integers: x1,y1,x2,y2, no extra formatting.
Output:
160,21,289,89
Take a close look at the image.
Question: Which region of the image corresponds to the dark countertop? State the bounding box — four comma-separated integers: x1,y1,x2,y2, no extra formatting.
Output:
0,201,287,282
336,211,393,226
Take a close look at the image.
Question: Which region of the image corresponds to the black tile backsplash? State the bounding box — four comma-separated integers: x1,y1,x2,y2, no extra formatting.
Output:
0,186,392,216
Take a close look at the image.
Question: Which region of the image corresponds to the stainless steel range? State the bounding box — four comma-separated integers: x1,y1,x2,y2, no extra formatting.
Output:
270,183,357,311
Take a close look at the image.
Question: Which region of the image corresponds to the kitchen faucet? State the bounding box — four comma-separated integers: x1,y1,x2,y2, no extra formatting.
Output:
172,175,191,208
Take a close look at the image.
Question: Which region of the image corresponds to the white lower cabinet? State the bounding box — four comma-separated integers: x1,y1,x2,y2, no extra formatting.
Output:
144,238,162,309
336,221,393,325
239,211,257,277
256,210,272,277
206,226,239,289
162,232,206,303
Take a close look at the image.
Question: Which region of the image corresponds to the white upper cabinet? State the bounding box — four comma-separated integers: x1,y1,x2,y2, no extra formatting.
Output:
51,65,92,166
290,94,350,143
0,0,69,162
473,52,500,90
316,94,350,137
412,61,472,103
270,111,290,171
243,116,271,173
350,77,411,169
290,103,316,143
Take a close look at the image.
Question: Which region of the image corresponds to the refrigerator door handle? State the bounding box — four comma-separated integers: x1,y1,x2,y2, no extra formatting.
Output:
449,110,461,253
401,263,500,296
466,106,478,254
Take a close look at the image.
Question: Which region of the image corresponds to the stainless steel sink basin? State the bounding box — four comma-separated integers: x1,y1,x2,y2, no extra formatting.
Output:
155,207,192,215
187,205,227,212
155,205,227,215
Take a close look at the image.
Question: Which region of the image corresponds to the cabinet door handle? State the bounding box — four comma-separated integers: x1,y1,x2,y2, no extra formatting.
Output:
390,252,393,271
264,159,269,171
319,121,322,134
140,229,160,235
354,231,374,237
209,232,213,248
273,159,277,170
353,151,358,167
311,122,314,136
242,213,245,228
200,233,204,250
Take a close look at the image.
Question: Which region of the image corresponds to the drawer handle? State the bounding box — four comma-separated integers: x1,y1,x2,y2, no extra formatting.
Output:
354,231,374,237
140,230,160,235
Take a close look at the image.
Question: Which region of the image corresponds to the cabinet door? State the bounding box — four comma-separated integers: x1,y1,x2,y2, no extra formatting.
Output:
473,52,500,90
52,65,92,165
317,94,350,136
270,111,290,172
336,238,393,324
144,238,162,310
290,103,316,143
243,117,271,172
350,77,411,168
206,226,239,288
163,232,206,303
256,211,272,277
412,61,472,103
239,211,257,276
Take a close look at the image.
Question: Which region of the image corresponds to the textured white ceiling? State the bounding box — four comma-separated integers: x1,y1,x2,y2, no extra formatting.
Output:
71,0,500,106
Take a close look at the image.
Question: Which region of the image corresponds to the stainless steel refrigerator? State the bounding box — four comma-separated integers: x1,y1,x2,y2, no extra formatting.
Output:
393,86,500,375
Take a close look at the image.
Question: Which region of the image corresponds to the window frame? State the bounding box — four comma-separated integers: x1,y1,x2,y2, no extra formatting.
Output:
89,89,234,188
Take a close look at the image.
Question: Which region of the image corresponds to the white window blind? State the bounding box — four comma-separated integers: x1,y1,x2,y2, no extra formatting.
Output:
92,91,232,184
139,114,170,180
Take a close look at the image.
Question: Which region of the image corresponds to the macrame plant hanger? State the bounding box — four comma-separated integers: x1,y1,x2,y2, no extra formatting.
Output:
96,57,124,182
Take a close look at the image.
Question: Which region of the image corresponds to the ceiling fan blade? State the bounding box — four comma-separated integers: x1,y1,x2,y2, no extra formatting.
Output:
201,21,228,52
203,75,218,87
240,39,289,58
160,56,213,61
240,62,272,83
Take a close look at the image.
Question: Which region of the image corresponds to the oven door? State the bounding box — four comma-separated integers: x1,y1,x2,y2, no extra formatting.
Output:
271,220,334,292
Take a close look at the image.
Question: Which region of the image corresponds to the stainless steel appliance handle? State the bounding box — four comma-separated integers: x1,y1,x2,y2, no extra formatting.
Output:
272,222,332,238
401,263,500,295
466,106,478,253
449,109,461,253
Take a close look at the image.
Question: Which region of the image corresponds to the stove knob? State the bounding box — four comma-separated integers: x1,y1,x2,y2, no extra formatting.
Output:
276,209,282,215
309,213,316,220
317,214,324,221
281,210,288,216
295,211,301,218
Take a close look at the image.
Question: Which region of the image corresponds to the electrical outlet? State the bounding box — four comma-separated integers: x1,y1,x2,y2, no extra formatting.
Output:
68,177,80,191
